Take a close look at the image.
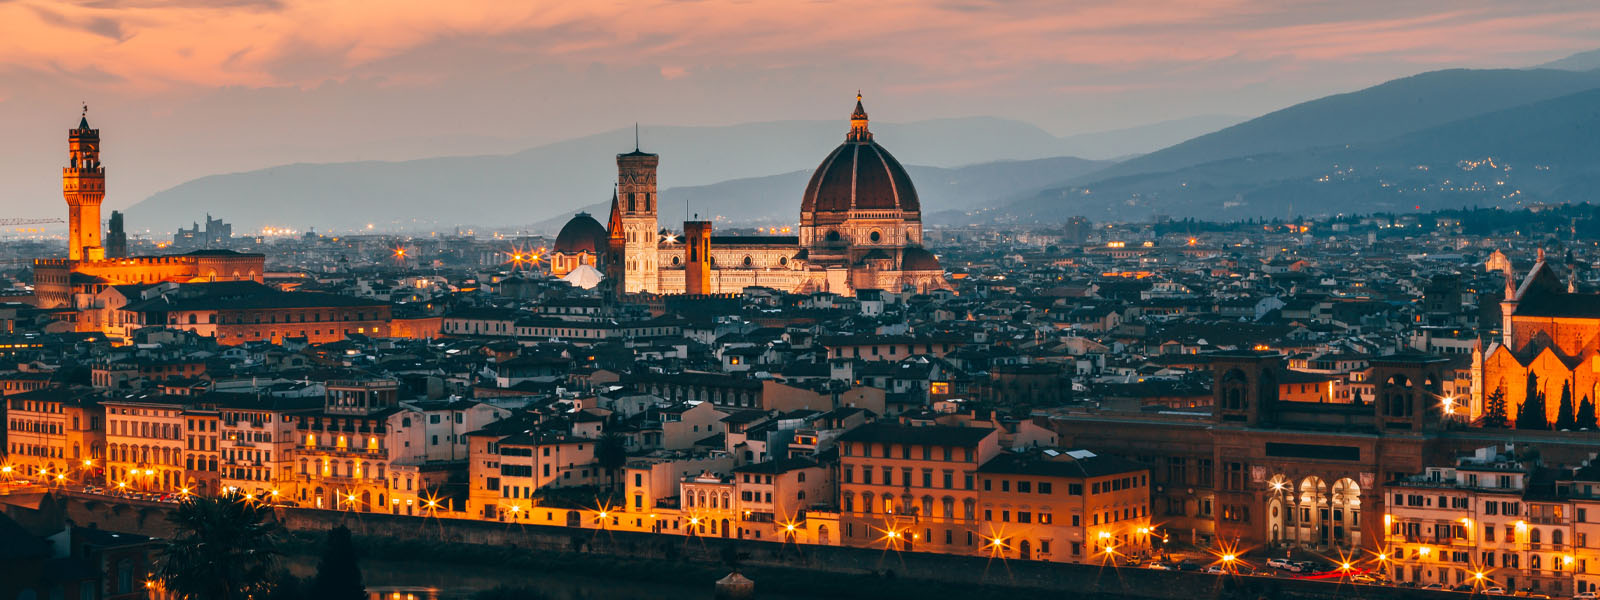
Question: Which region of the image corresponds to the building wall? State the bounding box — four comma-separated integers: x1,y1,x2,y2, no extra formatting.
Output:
837,430,1002,555
104,401,187,493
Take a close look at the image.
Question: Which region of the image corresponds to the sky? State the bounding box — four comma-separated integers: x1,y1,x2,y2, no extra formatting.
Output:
2,0,1599,220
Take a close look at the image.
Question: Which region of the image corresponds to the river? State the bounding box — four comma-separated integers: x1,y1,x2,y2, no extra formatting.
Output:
284,555,804,600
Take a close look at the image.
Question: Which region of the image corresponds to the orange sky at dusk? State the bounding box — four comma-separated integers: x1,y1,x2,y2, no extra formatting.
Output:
1,0,1598,216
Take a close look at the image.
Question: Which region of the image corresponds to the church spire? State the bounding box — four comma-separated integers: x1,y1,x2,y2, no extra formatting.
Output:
847,91,871,142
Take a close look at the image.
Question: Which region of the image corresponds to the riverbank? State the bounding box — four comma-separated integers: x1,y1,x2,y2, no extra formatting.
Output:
282,530,1126,600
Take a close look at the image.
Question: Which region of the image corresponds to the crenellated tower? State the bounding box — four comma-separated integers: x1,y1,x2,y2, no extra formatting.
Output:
64,106,106,261
617,137,660,294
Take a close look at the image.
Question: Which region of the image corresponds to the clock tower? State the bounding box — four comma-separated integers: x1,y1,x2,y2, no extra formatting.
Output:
616,140,660,294
64,106,105,261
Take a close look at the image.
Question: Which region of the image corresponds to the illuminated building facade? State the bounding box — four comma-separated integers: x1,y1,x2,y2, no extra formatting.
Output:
34,112,266,310
291,379,399,511
1477,250,1600,427
836,423,1001,554
1383,445,1600,596
1048,352,1470,552
103,395,189,493
468,430,598,521
3,387,105,483
551,95,949,297
181,406,221,495
216,394,320,499
112,281,392,345
976,450,1153,563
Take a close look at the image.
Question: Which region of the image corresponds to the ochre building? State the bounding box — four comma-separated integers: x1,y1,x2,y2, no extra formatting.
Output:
33,111,265,309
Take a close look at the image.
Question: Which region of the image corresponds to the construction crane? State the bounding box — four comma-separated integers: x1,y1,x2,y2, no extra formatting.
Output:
0,218,63,226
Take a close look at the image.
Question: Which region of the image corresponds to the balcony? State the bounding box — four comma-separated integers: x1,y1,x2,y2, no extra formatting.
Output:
298,445,386,458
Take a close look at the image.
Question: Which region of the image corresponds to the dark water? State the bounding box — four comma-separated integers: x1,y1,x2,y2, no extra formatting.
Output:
285,555,799,600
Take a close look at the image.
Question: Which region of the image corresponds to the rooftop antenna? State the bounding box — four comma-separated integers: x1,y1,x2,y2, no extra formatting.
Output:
634,123,640,152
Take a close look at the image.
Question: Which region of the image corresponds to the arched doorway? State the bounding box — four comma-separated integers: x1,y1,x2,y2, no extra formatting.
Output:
721,519,731,538
1266,473,1290,545
1330,478,1362,549
818,525,830,545
1298,476,1328,547
1019,539,1032,560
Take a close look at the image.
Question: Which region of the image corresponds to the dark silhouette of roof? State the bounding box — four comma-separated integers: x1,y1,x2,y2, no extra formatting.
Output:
837,422,994,446
801,141,920,214
901,247,941,271
554,212,609,255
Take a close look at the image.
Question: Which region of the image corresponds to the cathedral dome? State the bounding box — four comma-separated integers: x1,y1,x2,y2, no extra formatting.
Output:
901,247,941,271
800,95,920,215
554,212,608,255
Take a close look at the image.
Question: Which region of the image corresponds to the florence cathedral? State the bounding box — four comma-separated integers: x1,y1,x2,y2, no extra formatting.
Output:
549,94,949,297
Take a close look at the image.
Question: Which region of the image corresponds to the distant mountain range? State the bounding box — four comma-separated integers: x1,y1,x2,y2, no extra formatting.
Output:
123,115,1230,233
124,49,1600,231
994,66,1600,223
531,156,1112,232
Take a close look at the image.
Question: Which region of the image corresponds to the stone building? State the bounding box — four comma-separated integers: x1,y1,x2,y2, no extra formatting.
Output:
33,111,266,309
550,95,949,297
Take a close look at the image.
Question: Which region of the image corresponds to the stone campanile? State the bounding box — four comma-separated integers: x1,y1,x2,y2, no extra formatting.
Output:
64,106,106,261
616,137,659,294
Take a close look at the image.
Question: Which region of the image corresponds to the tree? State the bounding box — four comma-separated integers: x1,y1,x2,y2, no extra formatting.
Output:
1578,396,1598,431
1556,381,1576,431
1481,384,1509,428
307,526,366,600
597,432,628,492
158,494,280,600
1516,373,1549,431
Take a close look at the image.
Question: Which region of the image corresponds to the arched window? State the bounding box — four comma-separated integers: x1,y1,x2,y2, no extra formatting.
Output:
1553,529,1564,546
1531,528,1542,544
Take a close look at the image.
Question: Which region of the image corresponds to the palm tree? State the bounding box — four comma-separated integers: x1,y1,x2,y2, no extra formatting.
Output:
158,494,281,600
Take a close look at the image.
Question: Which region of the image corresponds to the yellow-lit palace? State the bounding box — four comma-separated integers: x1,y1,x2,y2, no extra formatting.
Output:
550,95,949,297
33,110,265,309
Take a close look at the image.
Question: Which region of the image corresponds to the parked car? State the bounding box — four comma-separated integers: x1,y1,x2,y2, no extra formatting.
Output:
1144,562,1172,570
1572,592,1599,600
1482,586,1506,595
1421,583,1445,590
1266,558,1303,572
1350,574,1379,584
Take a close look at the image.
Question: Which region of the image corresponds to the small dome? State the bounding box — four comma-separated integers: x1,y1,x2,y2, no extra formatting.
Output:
901,247,941,271
554,212,608,255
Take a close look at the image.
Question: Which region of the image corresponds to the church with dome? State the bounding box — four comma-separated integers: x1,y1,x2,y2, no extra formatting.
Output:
549,94,948,297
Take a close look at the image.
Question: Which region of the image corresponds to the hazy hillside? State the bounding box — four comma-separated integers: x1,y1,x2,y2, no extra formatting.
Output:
532,156,1111,233
1086,68,1600,183
998,87,1600,223
1537,48,1600,71
122,115,1210,232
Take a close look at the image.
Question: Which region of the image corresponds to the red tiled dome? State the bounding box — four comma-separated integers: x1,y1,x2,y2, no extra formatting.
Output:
800,95,920,215
554,212,608,255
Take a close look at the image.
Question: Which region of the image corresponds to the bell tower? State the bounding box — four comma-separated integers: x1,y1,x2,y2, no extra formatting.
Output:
617,131,659,294
64,105,105,261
